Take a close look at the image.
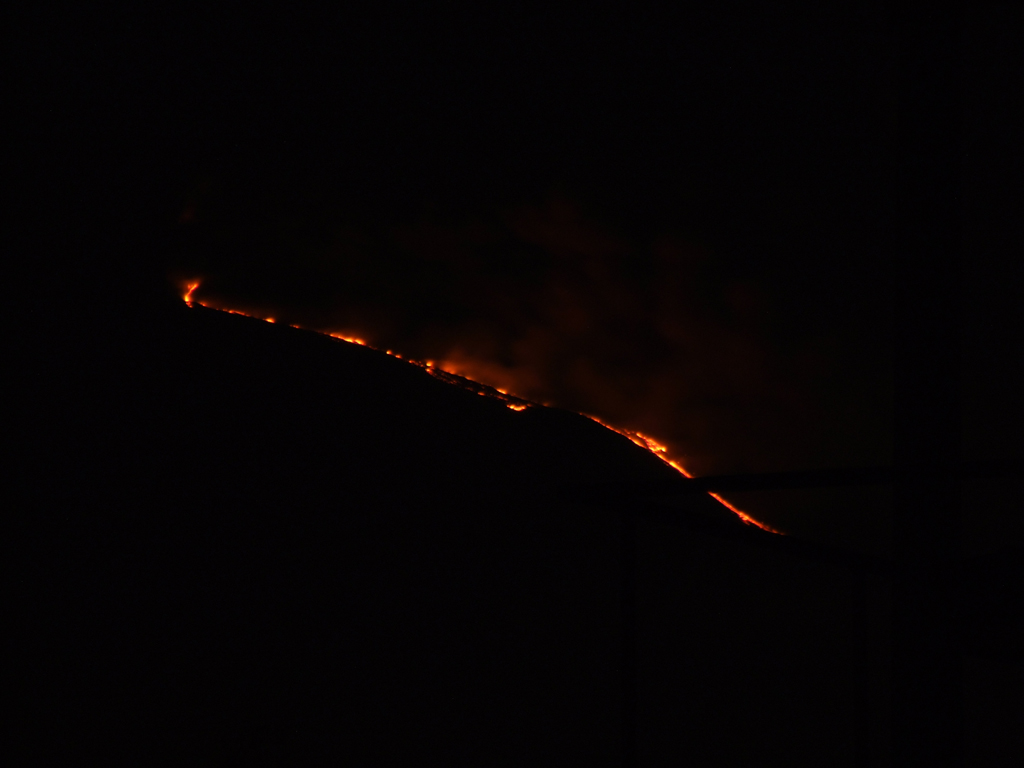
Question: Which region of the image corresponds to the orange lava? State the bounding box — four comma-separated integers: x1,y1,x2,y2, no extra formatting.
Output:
329,332,368,346
178,280,781,533
580,415,781,533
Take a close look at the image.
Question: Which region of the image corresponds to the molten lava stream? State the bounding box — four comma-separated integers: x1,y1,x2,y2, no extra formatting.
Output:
179,280,780,533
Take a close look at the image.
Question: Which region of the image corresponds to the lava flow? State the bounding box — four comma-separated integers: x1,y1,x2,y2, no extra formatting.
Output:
180,280,781,534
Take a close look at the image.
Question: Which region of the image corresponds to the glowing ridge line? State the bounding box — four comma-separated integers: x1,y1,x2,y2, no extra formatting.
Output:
181,281,781,534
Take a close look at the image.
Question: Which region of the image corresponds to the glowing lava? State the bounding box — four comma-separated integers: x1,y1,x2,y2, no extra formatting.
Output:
579,416,782,533
178,279,781,533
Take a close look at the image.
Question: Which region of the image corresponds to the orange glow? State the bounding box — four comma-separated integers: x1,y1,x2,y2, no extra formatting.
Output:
329,332,368,346
578,414,781,532
708,492,783,533
178,282,780,534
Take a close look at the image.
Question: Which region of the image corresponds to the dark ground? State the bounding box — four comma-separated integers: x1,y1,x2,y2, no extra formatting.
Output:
12,288,1020,766
14,297,865,765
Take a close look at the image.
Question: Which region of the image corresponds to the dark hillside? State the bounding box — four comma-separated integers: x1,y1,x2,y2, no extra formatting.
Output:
16,296,866,766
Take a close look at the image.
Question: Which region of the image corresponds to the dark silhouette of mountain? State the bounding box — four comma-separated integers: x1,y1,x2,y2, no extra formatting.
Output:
15,291,879,766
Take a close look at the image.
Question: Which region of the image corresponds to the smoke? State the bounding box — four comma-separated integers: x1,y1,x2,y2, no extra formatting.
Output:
175,182,892,483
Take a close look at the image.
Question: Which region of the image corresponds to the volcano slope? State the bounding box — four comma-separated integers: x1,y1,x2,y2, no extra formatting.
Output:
20,294,864,767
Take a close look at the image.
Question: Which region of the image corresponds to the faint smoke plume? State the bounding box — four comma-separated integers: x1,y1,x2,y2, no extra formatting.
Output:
177,184,891,481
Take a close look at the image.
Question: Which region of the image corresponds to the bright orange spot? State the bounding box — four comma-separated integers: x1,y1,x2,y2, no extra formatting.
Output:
329,332,368,346
183,281,200,306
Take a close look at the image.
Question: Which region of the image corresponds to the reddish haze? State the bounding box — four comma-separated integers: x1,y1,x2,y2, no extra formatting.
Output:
174,185,892,544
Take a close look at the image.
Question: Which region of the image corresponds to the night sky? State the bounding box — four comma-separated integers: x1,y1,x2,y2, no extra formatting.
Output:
15,5,1024,765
